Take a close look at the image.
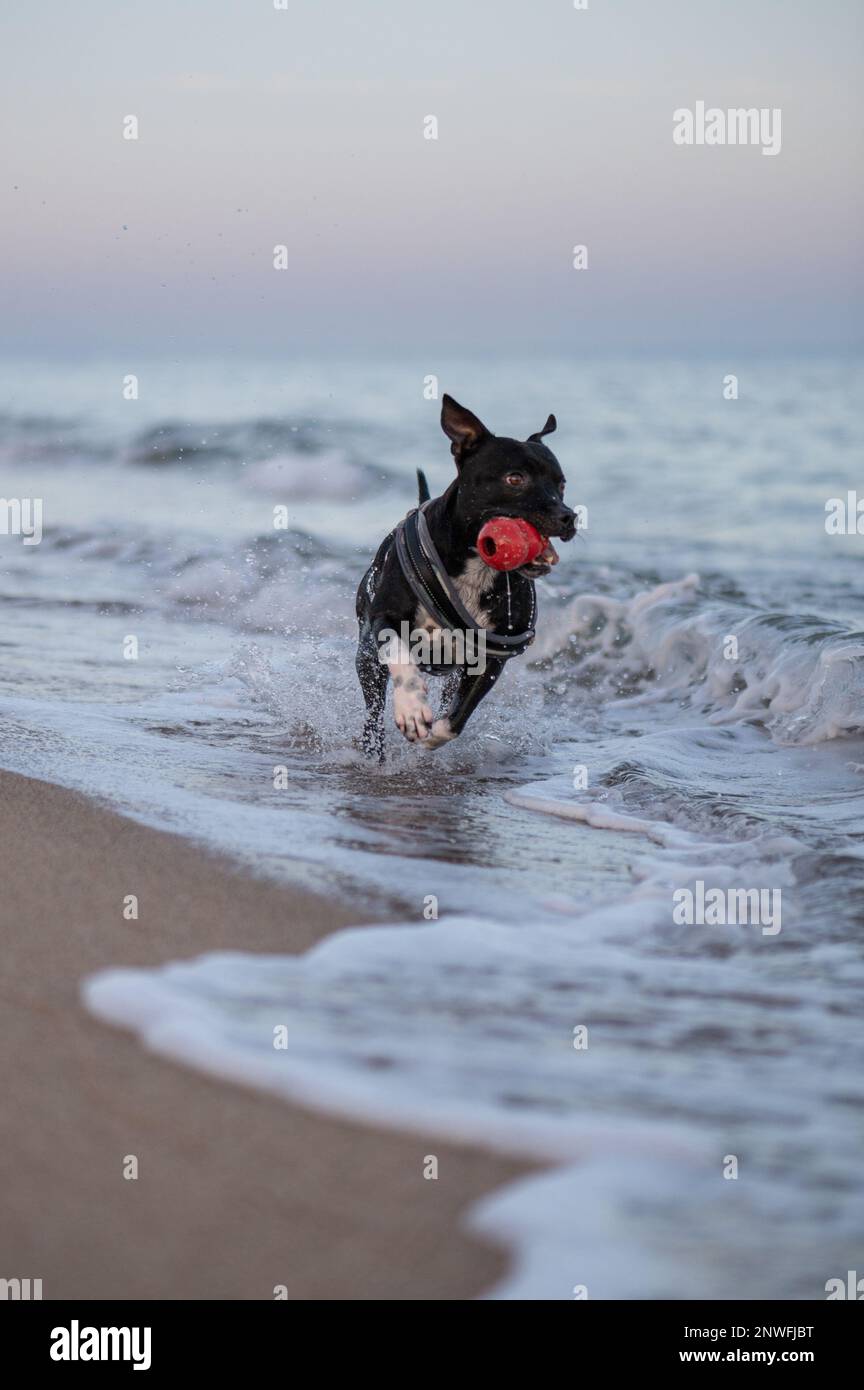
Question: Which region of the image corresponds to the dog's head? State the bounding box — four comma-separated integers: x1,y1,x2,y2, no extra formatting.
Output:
441,394,576,577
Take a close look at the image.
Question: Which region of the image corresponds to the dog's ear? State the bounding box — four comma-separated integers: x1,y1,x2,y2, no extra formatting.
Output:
440,394,490,466
528,413,557,442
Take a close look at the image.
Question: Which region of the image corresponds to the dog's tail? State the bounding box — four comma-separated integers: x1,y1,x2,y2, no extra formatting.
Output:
416,468,431,504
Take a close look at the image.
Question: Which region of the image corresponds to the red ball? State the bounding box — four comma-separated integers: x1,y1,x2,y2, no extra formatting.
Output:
477,517,547,571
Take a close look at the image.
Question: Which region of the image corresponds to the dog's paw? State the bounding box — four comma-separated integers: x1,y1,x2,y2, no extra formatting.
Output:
393,676,433,742
419,718,455,750
353,730,385,763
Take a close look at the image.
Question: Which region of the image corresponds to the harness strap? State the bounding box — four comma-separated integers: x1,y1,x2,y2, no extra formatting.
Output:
394,503,535,662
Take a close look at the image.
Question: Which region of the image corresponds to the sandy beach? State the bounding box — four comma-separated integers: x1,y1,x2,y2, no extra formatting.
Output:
0,769,532,1300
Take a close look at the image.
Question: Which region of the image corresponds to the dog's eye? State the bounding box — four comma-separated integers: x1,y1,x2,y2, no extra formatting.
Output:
505,472,526,487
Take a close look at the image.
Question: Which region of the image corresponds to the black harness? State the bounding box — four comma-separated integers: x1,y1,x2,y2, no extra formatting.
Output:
393,503,536,662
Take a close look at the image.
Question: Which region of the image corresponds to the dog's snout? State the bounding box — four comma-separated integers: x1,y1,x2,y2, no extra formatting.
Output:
555,505,576,540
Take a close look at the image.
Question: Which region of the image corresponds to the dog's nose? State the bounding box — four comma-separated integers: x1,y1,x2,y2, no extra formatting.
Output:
556,506,576,540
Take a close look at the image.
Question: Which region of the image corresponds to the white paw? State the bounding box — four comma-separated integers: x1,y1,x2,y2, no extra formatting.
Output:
419,718,455,750
393,674,433,742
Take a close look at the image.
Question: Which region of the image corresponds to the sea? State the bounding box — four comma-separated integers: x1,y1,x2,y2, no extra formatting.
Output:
1,353,862,1299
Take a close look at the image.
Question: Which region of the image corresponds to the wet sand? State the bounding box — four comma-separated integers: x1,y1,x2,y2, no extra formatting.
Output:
0,770,533,1299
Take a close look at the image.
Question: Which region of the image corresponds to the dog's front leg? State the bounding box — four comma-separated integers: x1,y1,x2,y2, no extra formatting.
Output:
422,658,506,749
386,634,434,743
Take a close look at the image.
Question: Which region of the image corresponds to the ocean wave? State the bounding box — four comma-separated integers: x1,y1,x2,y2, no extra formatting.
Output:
30,525,359,635
534,574,864,745
123,415,391,482
82,835,864,1299
0,410,399,494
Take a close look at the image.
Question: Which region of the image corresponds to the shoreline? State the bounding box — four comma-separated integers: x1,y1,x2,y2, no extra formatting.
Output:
0,769,534,1299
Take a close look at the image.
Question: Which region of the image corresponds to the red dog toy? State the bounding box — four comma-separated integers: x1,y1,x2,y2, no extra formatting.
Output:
477,517,547,571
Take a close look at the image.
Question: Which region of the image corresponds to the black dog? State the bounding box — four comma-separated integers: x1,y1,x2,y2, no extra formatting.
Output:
355,394,576,758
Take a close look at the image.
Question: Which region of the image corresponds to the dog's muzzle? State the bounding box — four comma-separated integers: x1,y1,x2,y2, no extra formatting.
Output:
547,507,577,541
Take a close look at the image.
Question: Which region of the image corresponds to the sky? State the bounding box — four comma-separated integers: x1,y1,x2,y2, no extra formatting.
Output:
1,0,862,355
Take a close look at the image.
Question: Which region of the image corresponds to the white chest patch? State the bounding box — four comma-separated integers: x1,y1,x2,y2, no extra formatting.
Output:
415,555,495,631
455,555,496,624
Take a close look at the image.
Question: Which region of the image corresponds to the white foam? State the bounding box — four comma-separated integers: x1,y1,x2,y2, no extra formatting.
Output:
81,809,864,1300
534,574,864,745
